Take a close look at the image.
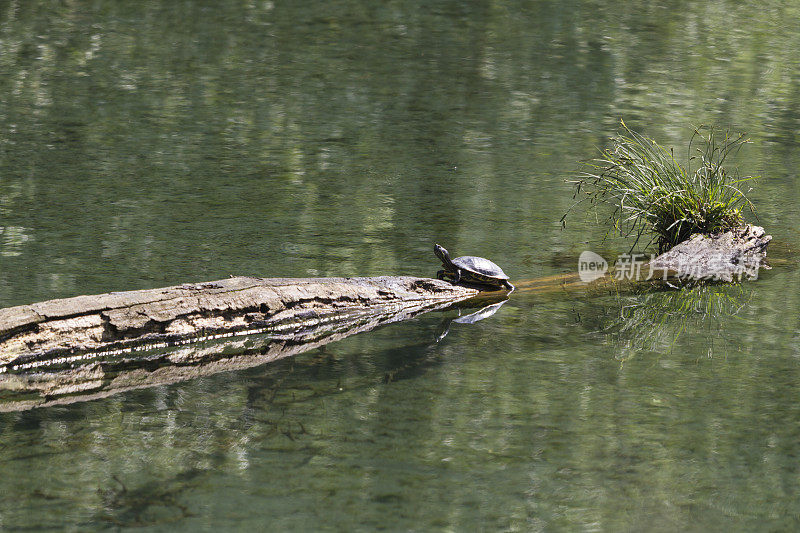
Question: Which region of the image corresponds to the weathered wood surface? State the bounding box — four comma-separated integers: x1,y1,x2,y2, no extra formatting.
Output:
649,225,772,282
0,276,481,370
1,284,502,412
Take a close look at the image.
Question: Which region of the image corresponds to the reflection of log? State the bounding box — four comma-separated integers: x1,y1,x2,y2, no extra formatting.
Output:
1,285,500,412
0,276,480,371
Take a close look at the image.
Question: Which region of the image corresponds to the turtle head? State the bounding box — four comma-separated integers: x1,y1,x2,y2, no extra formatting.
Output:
434,244,452,266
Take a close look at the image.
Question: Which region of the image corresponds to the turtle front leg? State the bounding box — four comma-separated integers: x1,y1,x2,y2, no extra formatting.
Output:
437,270,446,280
452,269,461,283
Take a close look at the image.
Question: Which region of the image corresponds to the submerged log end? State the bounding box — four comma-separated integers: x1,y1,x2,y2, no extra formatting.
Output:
650,225,772,281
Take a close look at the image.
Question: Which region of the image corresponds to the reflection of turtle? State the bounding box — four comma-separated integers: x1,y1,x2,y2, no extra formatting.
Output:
434,244,514,291
434,298,508,342
452,300,507,324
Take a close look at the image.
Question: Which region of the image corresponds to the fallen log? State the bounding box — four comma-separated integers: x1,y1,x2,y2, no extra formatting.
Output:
0,225,777,410
0,226,774,367
0,282,502,412
0,276,481,371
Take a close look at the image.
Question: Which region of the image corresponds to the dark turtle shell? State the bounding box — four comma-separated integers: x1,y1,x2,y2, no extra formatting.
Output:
451,256,510,281
434,244,513,290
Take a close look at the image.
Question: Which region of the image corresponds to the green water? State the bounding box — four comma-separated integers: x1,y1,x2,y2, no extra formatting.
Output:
2,0,800,530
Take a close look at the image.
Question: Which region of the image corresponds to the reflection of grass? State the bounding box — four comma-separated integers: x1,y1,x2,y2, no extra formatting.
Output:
606,284,750,362
568,121,755,252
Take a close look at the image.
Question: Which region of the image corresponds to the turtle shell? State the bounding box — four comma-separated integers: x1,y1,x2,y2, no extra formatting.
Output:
451,256,510,281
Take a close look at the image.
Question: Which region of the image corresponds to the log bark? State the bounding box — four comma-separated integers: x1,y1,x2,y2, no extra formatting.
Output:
0,276,480,370
0,281,499,412
649,225,771,282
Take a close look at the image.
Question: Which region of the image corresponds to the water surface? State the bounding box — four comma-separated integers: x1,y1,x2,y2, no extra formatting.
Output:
1,0,800,530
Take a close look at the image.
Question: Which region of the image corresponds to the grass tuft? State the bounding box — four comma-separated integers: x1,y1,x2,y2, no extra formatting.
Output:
565,121,756,252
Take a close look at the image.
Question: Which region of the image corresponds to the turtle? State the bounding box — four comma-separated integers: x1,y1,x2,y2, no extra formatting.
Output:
434,244,514,291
